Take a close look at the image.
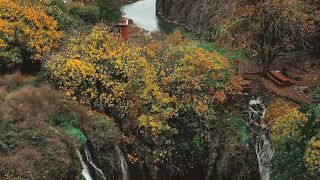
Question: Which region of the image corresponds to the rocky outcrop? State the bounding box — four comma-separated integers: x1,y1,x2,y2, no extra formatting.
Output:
156,0,234,32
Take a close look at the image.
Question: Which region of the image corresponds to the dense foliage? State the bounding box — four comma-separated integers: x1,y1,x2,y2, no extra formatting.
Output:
52,0,121,24
0,73,122,180
215,0,317,75
269,92,320,179
0,0,61,71
41,26,259,179
1,0,319,179
0,0,122,73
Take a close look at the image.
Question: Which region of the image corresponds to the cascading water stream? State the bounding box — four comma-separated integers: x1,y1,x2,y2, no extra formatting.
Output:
116,145,130,180
248,98,273,180
84,146,107,180
76,149,93,180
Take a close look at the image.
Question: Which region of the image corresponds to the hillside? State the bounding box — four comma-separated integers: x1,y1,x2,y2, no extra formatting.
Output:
1,0,320,180
156,0,231,32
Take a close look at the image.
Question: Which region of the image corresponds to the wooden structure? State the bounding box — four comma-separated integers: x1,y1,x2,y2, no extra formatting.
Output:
267,70,294,86
114,18,129,40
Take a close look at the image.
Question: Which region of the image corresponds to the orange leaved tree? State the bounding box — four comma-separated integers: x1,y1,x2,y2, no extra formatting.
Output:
216,0,316,76
0,0,61,71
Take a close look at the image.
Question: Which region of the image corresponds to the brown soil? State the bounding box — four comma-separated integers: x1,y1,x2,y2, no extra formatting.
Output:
239,55,320,104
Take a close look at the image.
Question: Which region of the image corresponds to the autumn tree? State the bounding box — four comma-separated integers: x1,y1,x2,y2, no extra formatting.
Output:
0,0,61,71
43,25,175,130
304,0,320,53
270,92,320,179
137,30,246,177
43,28,251,179
217,0,316,76
263,98,297,125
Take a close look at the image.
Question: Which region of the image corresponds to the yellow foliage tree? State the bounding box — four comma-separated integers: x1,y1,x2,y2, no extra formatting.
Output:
271,108,308,144
43,25,175,133
144,30,243,116
263,98,297,125
0,0,61,69
305,136,320,176
44,27,244,175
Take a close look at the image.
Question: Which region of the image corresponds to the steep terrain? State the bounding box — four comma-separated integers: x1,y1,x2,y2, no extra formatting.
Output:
156,0,233,32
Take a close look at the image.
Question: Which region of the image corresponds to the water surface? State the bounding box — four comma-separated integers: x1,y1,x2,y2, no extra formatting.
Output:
122,0,178,33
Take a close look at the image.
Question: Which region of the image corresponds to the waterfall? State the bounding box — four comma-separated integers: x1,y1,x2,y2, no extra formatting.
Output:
248,98,273,180
84,146,107,180
76,150,93,180
115,145,130,180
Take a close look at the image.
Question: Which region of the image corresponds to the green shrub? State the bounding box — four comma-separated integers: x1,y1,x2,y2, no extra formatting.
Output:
46,4,84,31
55,112,88,144
82,114,121,150
312,86,320,104
228,116,248,144
94,0,121,22
50,0,68,12
0,82,81,179
54,112,78,128
71,128,87,144
69,2,100,24
0,48,22,73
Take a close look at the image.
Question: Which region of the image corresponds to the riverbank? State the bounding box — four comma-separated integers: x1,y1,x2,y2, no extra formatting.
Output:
155,11,195,32
122,0,183,33
120,0,139,5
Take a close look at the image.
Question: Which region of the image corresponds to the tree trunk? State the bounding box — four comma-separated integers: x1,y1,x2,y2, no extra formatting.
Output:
261,56,274,77
206,137,224,180
256,58,260,66
261,61,270,77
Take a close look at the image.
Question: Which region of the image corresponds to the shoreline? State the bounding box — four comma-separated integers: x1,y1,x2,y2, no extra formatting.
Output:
120,0,139,6
156,11,198,33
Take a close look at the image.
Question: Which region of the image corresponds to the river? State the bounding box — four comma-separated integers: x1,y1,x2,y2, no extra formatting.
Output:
122,0,178,33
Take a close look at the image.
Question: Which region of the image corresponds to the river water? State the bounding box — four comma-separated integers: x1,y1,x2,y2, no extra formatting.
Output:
122,0,178,33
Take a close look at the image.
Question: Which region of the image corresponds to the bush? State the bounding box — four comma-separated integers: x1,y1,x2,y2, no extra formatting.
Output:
0,0,61,71
312,86,320,104
0,82,80,179
46,0,85,31
82,114,121,150
42,25,172,124
0,74,122,179
48,0,121,27
305,136,320,177
271,106,320,179
94,0,122,22
69,2,100,24
228,116,248,144
71,127,87,144
0,48,22,73
42,27,248,178
54,112,79,128
50,0,68,12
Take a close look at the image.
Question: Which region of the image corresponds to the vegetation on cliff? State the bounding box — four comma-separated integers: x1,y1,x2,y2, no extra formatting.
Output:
265,93,320,179
0,73,122,180
0,0,319,179
157,0,320,76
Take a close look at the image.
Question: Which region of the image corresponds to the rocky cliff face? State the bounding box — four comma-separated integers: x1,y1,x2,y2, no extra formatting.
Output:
156,0,233,32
